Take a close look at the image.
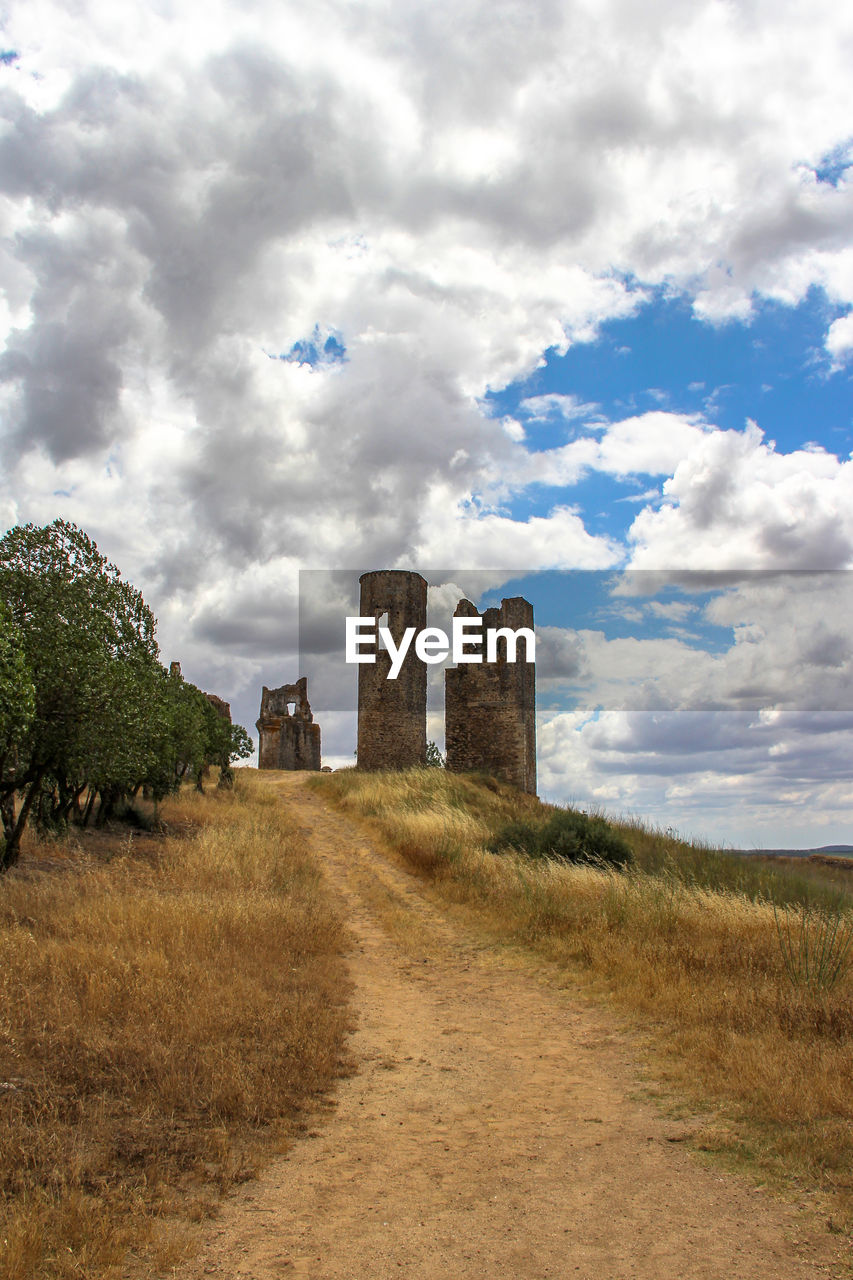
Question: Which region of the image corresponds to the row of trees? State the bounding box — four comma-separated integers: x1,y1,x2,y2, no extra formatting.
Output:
0,520,252,870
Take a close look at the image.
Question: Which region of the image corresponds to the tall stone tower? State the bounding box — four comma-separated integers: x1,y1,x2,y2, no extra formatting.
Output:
445,596,536,794
357,570,428,770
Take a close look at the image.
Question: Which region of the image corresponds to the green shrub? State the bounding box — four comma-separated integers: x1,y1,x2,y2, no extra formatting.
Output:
488,808,633,870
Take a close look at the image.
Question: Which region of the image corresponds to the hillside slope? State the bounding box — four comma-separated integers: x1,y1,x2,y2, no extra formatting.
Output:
188,773,846,1279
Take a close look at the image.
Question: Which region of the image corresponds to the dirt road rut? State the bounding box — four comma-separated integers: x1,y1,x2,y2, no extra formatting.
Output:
186,774,845,1279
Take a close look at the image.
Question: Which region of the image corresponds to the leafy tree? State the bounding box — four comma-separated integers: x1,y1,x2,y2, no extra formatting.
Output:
155,668,210,792
0,519,255,866
0,600,34,748
229,723,254,763
218,722,254,789
425,740,445,768
0,601,36,864
194,696,254,792
0,520,159,864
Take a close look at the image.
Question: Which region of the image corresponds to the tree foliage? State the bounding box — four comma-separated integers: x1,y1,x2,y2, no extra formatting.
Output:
0,600,35,749
0,520,253,868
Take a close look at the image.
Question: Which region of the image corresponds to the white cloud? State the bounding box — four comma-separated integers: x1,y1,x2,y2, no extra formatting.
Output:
499,412,710,492
412,492,622,570
647,600,695,622
540,572,853,714
627,422,853,569
826,312,853,367
534,571,853,842
3,0,853,797
518,393,603,423
538,704,853,847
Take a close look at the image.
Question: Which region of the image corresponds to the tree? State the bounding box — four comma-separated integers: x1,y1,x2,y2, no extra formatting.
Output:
0,519,255,866
193,694,254,792
229,723,254,763
219,723,254,789
0,601,35,866
0,520,159,864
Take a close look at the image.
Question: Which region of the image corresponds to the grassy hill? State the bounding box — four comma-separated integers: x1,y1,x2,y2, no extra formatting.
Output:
313,767,853,1228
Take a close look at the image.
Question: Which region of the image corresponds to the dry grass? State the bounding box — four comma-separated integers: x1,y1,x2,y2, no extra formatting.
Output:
314,767,853,1223
0,771,351,1280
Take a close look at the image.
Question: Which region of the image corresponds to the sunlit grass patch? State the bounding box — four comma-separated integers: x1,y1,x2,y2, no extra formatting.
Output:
0,770,351,1280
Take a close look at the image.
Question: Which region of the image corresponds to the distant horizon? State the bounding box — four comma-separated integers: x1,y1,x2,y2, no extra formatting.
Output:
734,844,853,857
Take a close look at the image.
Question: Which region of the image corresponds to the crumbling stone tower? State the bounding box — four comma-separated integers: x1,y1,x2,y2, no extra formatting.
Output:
256,677,321,770
357,570,427,770
445,596,536,794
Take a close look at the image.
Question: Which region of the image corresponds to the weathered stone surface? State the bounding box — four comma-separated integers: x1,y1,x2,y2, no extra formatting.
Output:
352,571,536,790
357,570,427,770
445,596,536,795
257,677,321,771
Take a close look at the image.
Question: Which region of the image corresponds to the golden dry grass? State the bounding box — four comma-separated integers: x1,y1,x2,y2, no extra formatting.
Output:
0,771,351,1280
314,767,853,1224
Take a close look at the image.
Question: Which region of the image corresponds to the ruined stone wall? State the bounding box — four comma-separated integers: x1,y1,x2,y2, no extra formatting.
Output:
445,596,536,795
257,676,321,771
357,570,427,770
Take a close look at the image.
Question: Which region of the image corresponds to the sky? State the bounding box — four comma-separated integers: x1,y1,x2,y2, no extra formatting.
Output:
1,0,852,847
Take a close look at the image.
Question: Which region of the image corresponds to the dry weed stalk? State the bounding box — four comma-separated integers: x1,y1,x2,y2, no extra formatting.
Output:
774,900,853,994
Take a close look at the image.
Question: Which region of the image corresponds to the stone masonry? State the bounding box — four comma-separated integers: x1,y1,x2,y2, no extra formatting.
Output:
256,677,321,770
357,570,427,770
445,596,536,794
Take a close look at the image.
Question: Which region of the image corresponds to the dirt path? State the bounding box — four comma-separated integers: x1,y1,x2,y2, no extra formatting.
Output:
186,775,846,1279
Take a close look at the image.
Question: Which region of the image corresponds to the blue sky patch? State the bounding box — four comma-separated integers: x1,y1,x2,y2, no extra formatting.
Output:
813,138,853,186
273,326,347,367
488,287,852,456
483,288,853,543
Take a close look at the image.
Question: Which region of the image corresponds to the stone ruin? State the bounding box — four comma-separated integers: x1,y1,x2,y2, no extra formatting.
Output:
445,596,536,795
354,570,536,794
254,571,535,788
357,570,428,771
256,676,321,771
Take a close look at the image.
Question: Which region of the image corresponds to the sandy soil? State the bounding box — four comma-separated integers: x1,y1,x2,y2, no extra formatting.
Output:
184,774,847,1280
